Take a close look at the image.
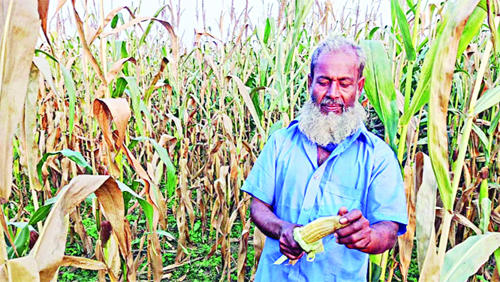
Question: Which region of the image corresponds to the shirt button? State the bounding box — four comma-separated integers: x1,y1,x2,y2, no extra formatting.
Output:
304,207,310,211
314,175,319,180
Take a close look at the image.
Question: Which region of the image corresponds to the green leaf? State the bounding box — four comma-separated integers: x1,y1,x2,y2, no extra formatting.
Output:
474,86,500,115
367,27,380,40
471,123,490,151
149,139,176,199
111,13,120,29
117,180,154,228
360,40,399,151
29,204,53,226
488,108,500,135
37,149,92,183
139,5,167,46
34,49,59,63
130,137,177,199
124,77,145,136
156,230,176,241
401,0,483,127
113,77,127,98
264,18,272,45
441,233,500,282
391,0,416,61
457,6,487,58
399,42,436,126
250,87,265,121
8,225,30,259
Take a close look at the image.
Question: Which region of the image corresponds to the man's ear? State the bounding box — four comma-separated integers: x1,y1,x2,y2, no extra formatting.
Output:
357,76,365,98
308,74,312,89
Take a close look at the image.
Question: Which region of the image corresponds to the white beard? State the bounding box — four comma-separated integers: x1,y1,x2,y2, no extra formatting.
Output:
298,99,366,146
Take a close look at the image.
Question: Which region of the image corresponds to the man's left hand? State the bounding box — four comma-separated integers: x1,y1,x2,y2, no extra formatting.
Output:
334,207,371,250
334,207,399,254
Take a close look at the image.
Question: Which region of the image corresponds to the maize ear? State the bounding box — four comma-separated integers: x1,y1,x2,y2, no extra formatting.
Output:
274,215,348,265
296,215,346,244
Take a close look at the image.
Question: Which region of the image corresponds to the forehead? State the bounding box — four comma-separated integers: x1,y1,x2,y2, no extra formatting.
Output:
313,50,360,79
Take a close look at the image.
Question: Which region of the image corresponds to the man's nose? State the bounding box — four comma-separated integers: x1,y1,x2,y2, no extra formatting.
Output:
326,82,341,99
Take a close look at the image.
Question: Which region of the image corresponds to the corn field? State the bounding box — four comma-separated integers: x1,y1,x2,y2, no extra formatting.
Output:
1,0,500,281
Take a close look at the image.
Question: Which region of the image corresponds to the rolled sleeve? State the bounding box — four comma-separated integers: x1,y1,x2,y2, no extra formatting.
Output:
241,133,278,206
366,145,408,236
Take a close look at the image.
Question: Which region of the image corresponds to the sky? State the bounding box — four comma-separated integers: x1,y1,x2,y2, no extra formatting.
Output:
108,0,393,45
47,0,439,47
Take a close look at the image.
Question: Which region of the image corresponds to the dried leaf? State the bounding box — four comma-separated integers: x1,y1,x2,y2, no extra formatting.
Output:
60,256,107,270
148,232,163,282
418,230,440,282
71,0,106,85
106,57,137,83
237,215,251,282
250,227,266,280
427,0,480,211
0,0,40,202
33,57,58,97
5,255,40,282
103,234,121,279
227,75,265,136
93,98,131,150
398,165,415,281
37,0,50,46
53,0,68,18
22,63,42,191
415,152,438,271
86,6,127,44
30,176,129,282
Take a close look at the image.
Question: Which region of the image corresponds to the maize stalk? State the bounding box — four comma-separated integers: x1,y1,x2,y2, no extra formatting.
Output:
274,215,348,265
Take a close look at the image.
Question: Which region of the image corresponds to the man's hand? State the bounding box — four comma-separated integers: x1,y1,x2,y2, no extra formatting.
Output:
279,222,304,260
334,207,399,254
250,198,304,259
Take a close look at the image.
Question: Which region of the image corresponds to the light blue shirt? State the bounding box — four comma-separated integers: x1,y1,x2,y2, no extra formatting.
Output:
242,120,408,282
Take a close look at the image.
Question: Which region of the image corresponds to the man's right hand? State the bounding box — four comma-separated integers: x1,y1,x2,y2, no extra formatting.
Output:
279,222,304,260
250,198,304,260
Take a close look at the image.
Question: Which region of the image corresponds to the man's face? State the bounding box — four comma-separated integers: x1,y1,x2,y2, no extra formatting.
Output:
308,50,365,115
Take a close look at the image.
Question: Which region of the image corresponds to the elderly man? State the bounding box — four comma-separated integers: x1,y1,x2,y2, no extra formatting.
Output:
241,36,408,281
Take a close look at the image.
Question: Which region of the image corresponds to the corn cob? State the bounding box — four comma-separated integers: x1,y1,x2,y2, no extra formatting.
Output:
296,215,346,244
274,215,348,265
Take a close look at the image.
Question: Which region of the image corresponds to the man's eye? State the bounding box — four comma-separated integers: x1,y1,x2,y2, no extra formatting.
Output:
318,81,329,86
340,83,351,88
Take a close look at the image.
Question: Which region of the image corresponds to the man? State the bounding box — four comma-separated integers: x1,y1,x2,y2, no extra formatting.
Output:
241,36,408,281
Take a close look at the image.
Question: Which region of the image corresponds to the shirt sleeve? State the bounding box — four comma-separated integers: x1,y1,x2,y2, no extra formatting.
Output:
365,143,408,236
241,132,279,206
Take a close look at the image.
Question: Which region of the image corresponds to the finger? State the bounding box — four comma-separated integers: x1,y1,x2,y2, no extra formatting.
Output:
335,218,367,238
285,252,304,260
339,209,363,224
281,242,302,254
280,239,303,257
280,246,304,259
337,207,348,217
337,228,371,245
345,237,371,250
281,235,301,251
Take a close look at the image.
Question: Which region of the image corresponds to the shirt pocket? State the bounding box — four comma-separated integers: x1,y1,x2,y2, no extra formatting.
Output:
319,180,363,216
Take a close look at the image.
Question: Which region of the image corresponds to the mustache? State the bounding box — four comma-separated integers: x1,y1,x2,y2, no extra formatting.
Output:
320,97,345,108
